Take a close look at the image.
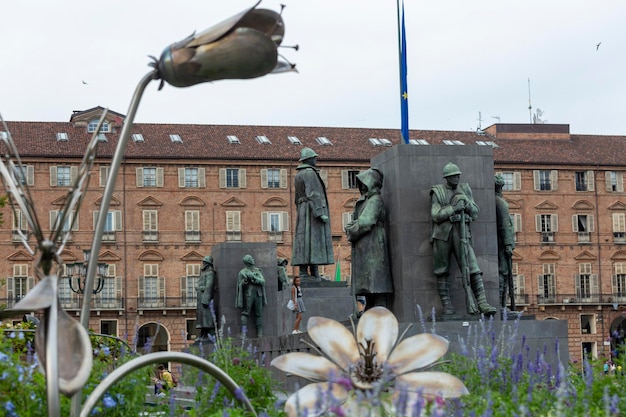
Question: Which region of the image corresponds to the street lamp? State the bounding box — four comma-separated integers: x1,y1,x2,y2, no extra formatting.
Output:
66,250,108,295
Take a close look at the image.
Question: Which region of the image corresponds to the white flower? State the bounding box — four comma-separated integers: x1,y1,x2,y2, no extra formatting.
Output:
271,306,468,416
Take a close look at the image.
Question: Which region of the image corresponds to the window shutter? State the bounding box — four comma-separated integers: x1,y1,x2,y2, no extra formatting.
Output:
319,169,328,188
551,214,558,232
587,170,595,191
533,170,540,191
614,213,625,232
136,168,143,187
115,275,122,300
72,212,79,231
178,168,186,188
198,168,206,188
513,172,522,191
575,275,581,298
618,172,624,192
280,169,288,188
234,211,241,231
281,211,289,231
535,215,541,232
219,168,226,188
25,165,34,186
261,212,269,231
572,215,579,232
186,264,200,276
616,262,626,274
550,170,558,190
180,276,186,297
588,215,594,232
114,210,123,231
7,277,13,301
158,276,165,299
227,211,241,232
138,276,145,301
606,172,612,191
260,169,268,189
341,170,349,189
591,274,599,295
514,213,522,233
93,211,99,230
612,274,618,293
100,167,109,187
50,166,57,186
537,275,544,298
516,275,525,294
50,210,58,230
156,168,164,187
239,169,247,188
70,166,78,183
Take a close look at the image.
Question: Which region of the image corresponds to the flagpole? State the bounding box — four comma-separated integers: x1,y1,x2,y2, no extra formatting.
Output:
397,0,410,144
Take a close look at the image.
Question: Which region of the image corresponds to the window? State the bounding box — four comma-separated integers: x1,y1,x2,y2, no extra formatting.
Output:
100,320,118,336
178,167,206,188
613,213,626,242
13,165,34,186
56,132,69,141
261,168,287,189
496,171,521,191
612,263,626,302
537,263,556,303
58,268,79,308
50,166,77,187
342,170,361,189
95,265,121,309
319,169,328,188
572,214,594,243
576,263,598,302
606,171,624,192
219,168,246,188
287,136,302,145
12,209,28,241
443,140,465,145
132,133,144,143
580,314,597,335
409,139,429,145
7,265,33,308
512,263,527,305
185,211,201,242
510,213,522,242
535,214,558,242
368,138,391,147
227,135,240,144
139,264,164,308
136,167,164,187
261,211,289,241
94,210,122,241
575,171,595,192
255,135,271,144
87,120,110,133
226,211,241,241
182,264,201,307
316,136,332,145
50,210,78,234
143,210,158,242
533,170,558,191
99,166,110,187
169,134,182,143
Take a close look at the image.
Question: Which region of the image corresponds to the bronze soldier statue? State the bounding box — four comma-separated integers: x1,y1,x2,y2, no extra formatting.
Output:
345,168,392,308
277,257,290,291
235,255,268,337
495,174,516,309
196,256,216,341
430,162,496,316
292,147,334,280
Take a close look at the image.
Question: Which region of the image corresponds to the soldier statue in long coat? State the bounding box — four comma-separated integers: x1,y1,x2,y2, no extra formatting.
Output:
495,174,516,308
292,148,334,280
196,256,216,341
345,168,392,308
235,255,268,337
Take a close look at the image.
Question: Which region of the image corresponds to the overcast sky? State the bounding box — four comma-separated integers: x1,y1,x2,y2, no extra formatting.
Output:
1,1,625,136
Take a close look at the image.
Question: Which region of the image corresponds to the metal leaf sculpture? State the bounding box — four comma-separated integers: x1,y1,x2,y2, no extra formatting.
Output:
0,111,108,396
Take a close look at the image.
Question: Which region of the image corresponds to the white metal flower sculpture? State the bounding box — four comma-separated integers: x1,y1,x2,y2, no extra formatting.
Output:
271,306,468,416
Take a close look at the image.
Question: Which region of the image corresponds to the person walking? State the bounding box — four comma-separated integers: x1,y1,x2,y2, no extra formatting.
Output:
291,276,305,334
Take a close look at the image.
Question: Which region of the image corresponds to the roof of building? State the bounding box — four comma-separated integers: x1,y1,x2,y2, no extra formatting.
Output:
2,108,626,167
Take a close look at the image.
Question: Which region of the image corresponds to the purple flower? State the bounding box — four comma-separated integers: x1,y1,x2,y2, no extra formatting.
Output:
102,394,116,408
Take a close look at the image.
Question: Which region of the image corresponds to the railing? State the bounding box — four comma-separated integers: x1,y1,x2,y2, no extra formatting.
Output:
577,232,591,243
58,297,125,310
537,293,612,305
267,231,283,243
142,230,159,242
226,231,241,241
541,232,554,243
185,230,201,242
102,231,117,242
138,296,198,310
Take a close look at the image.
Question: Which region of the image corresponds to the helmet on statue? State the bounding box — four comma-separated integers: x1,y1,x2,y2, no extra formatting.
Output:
442,162,461,178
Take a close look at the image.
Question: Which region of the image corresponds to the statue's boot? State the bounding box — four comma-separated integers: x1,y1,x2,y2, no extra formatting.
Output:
436,275,455,315
255,316,264,337
471,274,497,315
310,265,322,280
499,273,507,308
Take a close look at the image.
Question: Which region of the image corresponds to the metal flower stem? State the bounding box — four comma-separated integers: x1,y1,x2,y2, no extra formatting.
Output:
79,351,258,417
70,70,157,417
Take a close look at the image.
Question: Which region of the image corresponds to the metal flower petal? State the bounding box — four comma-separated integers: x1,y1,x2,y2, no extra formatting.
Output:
307,316,360,371
396,371,469,398
155,1,294,88
388,333,449,375
356,306,399,363
285,382,349,417
270,352,340,382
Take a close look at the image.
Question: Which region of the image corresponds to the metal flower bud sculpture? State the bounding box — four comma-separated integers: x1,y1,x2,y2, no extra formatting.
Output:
0,2,295,416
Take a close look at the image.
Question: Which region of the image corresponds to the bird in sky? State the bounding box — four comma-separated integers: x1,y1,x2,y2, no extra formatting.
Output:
596,42,601,51
82,80,88,85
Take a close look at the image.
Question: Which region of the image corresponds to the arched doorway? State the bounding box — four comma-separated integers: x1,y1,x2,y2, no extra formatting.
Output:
136,322,170,354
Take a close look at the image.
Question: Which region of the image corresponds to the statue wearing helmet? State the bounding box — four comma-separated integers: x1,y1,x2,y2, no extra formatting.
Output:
196,255,216,341
235,255,267,337
430,162,496,316
292,147,334,280
495,174,516,309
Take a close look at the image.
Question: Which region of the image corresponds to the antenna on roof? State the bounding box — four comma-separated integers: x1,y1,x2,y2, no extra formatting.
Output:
527,78,532,124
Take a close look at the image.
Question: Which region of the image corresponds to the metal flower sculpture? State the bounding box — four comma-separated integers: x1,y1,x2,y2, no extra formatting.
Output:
271,307,468,416
152,0,296,89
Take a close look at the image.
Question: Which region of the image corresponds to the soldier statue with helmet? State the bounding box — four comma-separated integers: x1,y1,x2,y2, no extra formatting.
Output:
430,162,496,316
196,255,216,341
292,147,334,280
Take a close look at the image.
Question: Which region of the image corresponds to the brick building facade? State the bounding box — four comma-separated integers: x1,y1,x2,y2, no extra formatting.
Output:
2,107,626,363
